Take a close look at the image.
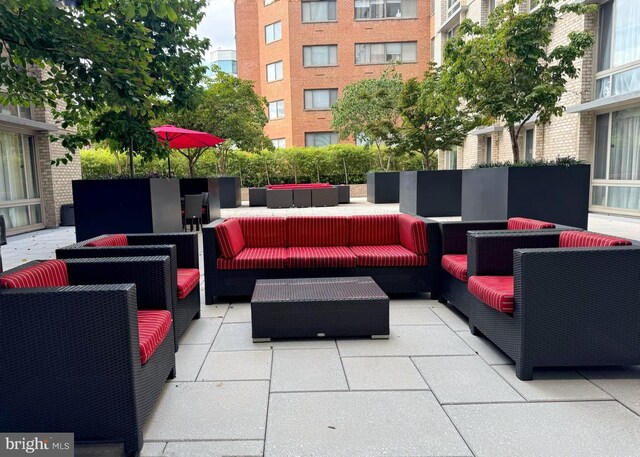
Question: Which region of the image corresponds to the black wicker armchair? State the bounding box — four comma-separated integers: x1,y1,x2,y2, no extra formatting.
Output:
0,256,176,457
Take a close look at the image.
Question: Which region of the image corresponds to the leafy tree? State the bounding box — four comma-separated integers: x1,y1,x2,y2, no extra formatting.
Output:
441,0,597,162
331,69,404,170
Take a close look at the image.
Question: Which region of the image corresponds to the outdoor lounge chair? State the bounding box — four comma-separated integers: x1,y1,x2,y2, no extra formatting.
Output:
0,256,176,457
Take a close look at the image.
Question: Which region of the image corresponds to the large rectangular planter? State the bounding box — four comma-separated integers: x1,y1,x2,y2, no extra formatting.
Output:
400,170,462,217
367,172,400,203
461,164,591,229
73,178,182,242
179,178,221,223
219,176,241,208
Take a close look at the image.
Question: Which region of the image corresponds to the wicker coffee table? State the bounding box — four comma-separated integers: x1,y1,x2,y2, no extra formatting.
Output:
251,277,389,342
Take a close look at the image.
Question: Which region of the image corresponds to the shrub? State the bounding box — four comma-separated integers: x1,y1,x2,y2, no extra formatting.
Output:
473,157,584,169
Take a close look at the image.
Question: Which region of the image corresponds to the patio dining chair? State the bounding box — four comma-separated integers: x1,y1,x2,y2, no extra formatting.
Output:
183,194,203,231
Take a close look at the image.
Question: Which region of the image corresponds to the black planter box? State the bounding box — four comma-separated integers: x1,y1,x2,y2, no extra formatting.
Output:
400,170,462,217
367,172,400,203
461,164,591,229
219,176,241,208
179,178,221,223
73,179,182,242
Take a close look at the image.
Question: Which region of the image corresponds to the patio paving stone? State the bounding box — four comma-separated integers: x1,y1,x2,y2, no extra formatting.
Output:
199,304,228,318
144,381,269,441
211,323,337,352
265,391,471,457
431,306,470,332
413,355,524,404
173,344,209,382
389,306,443,325
198,350,272,381
445,401,640,457
580,367,640,415
271,348,348,392
342,357,428,391
456,330,513,365
140,442,166,456
223,302,252,323
178,317,222,345
387,293,437,308
162,440,264,456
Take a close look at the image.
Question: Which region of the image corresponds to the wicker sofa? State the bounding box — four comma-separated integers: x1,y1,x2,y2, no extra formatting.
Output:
465,230,640,380
0,256,176,457
203,214,439,303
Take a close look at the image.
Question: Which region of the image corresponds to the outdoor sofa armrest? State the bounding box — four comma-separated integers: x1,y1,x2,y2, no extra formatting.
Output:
203,218,226,304
126,232,198,268
439,221,508,254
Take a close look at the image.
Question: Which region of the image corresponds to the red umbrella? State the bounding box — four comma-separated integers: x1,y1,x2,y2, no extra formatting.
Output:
152,125,224,175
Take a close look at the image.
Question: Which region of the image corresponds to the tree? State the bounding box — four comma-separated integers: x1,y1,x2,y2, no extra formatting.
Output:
331,69,404,170
441,0,597,162
395,68,479,170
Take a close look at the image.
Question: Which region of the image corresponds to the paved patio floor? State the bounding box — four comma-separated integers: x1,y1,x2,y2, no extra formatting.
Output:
2,199,640,457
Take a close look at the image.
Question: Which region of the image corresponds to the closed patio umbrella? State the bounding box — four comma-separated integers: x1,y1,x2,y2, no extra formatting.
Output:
152,125,224,175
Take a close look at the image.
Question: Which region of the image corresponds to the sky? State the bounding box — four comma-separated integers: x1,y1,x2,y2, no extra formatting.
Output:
196,0,236,56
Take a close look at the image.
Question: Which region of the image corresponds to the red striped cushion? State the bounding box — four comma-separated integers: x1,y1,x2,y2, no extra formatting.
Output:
217,247,289,270
441,254,468,282
559,231,632,248
468,276,514,313
349,214,399,246
398,214,428,255
238,217,287,247
507,218,555,230
350,245,426,267
176,268,200,300
289,246,356,268
215,219,245,258
0,260,69,288
287,216,349,246
85,234,129,247
138,310,172,365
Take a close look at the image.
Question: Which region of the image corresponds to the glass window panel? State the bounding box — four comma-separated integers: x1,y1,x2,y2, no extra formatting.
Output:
355,44,368,64
302,1,336,22
0,206,30,229
370,43,385,63
612,66,640,96
401,42,417,61
0,131,28,201
597,0,613,72
592,186,606,206
386,43,402,61
612,0,640,67
596,76,611,99
265,22,281,44
272,138,286,148
402,0,417,18
607,186,640,210
610,107,640,180
594,113,610,180
31,204,42,225
525,128,534,161
305,132,338,147
24,136,39,198
485,136,492,163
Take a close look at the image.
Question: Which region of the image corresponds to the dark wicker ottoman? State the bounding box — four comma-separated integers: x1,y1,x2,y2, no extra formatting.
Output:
251,277,389,342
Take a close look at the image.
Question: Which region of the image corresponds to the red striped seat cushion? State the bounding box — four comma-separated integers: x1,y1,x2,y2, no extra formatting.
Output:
176,268,200,299
468,276,514,313
441,254,468,282
215,219,245,258
349,214,399,246
350,245,426,267
217,247,289,270
138,310,172,365
289,246,356,268
1,260,69,288
85,234,129,247
559,231,632,248
287,216,349,246
398,214,428,255
238,217,287,247
507,218,555,230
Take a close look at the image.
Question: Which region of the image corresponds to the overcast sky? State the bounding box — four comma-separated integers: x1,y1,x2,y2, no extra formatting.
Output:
196,0,236,54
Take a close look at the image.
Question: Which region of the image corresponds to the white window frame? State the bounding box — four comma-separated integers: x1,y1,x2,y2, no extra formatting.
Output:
524,127,535,161
354,41,418,65
268,100,285,120
304,132,339,147
303,45,338,67
304,89,339,110
265,21,282,44
266,61,283,83
354,0,418,21
302,0,337,23
272,138,286,149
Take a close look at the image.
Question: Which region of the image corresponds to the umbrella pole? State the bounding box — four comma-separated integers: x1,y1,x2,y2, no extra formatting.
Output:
168,154,172,177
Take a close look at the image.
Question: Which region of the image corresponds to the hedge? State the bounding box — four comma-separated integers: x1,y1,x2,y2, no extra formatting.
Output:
80,145,426,186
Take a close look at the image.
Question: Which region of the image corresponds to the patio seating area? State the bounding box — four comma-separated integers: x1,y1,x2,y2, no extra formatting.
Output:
1,198,640,456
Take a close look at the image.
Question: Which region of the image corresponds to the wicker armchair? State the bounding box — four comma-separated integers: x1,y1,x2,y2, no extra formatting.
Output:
0,256,176,457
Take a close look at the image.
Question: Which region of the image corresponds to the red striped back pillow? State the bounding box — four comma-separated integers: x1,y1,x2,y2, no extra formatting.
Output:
1,260,70,288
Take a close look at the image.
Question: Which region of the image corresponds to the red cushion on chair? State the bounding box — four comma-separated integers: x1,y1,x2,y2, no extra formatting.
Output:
176,268,199,299
238,217,287,247
217,247,289,270
287,216,349,246
138,310,172,365
349,215,399,246
289,246,356,268
441,254,468,282
0,260,69,288
559,231,632,248
398,214,428,255
85,234,129,247
507,218,555,230
350,245,426,267
215,219,246,258
468,276,514,313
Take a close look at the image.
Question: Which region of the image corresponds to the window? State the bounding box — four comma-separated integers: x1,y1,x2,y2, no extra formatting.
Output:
355,42,417,64
268,100,285,120
303,45,338,67
265,21,282,44
302,0,336,22
430,37,435,61
304,89,338,110
266,61,283,82
488,0,495,13
264,0,276,5
305,132,339,147
528,0,539,11
446,24,459,42
524,128,534,161
485,136,492,163
443,149,457,169
272,138,286,149
448,0,460,16
355,0,417,20
0,102,32,120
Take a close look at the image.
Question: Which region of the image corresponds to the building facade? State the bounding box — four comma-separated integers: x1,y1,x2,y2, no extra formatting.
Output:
235,0,432,148
211,49,238,76
432,0,640,217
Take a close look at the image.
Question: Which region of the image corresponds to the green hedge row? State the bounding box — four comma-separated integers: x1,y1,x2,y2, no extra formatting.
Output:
80,145,425,186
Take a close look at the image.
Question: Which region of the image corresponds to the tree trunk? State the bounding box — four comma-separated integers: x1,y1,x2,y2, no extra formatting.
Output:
509,125,521,163
375,142,384,169
188,157,195,178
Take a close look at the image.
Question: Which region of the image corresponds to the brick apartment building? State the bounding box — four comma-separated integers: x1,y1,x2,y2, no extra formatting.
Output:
235,0,432,148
